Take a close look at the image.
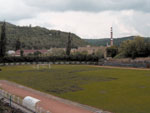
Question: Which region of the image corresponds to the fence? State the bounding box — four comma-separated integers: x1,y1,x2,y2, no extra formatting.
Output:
1,60,150,69
0,89,51,113
0,61,98,67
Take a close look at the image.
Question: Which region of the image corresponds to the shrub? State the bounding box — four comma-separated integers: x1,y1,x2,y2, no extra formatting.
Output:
0,55,99,63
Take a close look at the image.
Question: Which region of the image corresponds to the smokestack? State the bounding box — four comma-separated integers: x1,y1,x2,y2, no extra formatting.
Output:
110,27,113,46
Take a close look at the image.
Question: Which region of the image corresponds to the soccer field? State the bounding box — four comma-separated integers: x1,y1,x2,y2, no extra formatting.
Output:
0,65,150,113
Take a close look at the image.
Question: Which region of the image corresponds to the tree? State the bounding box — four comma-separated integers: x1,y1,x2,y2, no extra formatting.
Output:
73,50,88,56
96,49,104,59
15,38,21,51
20,49,24,57
66,33,72,56
49,49,66,56
34,51,41,56
145,42,150,56
120,40,136,58
106,46,118,58
119,36,147,58
0,21,7,57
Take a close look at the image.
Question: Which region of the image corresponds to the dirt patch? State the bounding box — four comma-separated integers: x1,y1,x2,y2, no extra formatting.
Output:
69,69,99,73
100,90,107,94
48,85,84,94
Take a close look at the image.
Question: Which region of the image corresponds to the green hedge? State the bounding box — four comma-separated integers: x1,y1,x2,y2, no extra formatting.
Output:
0,55,99,63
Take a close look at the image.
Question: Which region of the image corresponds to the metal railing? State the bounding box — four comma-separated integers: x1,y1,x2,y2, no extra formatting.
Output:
0,89,51,113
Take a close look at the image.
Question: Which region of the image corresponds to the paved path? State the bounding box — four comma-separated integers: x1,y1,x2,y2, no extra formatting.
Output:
0,80,105,113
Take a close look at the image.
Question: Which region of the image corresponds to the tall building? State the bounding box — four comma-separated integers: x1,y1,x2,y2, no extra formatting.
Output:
110,27,113,46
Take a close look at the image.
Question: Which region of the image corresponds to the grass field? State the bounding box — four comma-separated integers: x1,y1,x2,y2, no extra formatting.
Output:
0,65,150,113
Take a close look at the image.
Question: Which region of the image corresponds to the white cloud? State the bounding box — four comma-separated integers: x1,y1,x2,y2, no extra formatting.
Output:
23,0,150,12
0,0,39,21
0,0,150,39
15,10,150,39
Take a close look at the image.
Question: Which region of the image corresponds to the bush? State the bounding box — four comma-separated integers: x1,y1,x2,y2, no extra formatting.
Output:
146,63,150,68
106,46,118,58
114,53,125,59
119,36,150,58
0,55,99,63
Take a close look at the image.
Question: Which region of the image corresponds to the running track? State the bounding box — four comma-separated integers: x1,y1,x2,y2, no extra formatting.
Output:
0,80,105,113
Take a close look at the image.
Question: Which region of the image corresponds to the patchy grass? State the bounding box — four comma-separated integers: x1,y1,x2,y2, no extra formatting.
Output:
0,65,150,113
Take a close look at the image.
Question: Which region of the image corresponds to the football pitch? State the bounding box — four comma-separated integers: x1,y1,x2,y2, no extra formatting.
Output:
0,65,150,113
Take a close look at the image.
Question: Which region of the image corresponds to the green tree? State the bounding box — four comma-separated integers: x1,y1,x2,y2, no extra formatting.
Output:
34,51,41,56
120,36,147,58
145,42,150,56
15,38,21,51
66,33,72,56
0,22,7,57
120,40,136,58
96,49,104,59
106,46,118,58
20,49,24,57
73,50,88,56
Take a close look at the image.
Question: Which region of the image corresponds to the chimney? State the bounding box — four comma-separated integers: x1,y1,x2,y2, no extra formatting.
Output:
110,27,113,46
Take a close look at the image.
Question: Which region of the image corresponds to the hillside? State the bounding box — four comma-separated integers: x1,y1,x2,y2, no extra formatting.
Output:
85,36,150,46
0,22,88,50
1,22,149,50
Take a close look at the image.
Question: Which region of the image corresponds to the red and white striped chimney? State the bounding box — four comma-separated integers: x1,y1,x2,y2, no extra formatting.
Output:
110,27,113,46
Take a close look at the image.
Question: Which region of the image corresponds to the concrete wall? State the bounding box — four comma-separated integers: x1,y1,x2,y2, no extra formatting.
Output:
1,60,150,69
102,60,150,68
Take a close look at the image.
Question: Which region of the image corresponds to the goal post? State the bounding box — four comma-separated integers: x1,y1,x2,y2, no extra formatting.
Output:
33,64,51,70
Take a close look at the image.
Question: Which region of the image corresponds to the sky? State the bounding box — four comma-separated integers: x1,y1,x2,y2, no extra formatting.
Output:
0,0,150,39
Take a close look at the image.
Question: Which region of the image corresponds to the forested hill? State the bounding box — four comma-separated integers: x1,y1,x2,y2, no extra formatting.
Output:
1,22,150,50
0,22,88,50
84,36,150,46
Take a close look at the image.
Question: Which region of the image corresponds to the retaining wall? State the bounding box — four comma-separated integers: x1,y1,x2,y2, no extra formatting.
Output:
0,60,150,69
0,61,98,66
102,60,150,68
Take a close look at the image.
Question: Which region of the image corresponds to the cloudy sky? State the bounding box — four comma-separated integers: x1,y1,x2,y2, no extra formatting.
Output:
0,0,150,39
